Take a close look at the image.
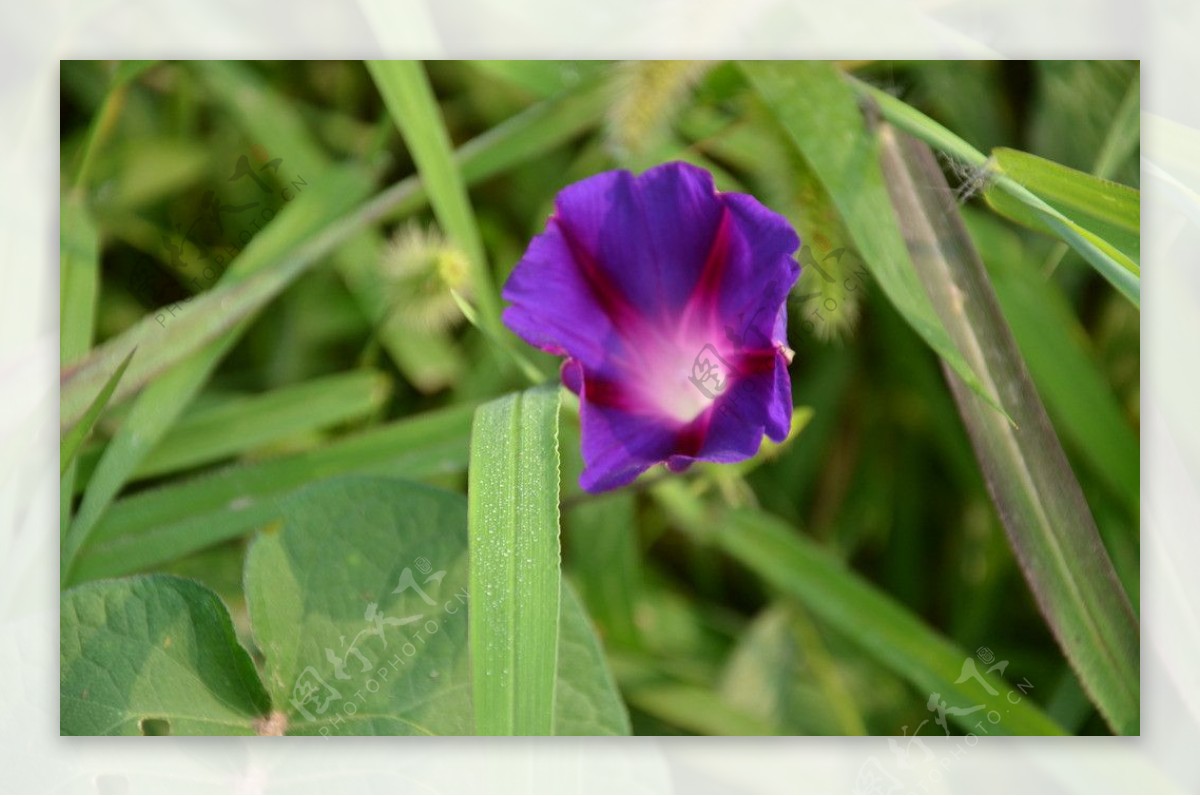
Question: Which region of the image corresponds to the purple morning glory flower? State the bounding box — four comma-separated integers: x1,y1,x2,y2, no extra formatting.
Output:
502,161,801,492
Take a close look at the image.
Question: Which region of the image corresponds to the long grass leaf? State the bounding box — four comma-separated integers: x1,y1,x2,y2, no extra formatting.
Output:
877,124,1139,734
965,210,1140,518
61,168,374,583
468,386,562,735
70,403,475,583
193,60,466,392
367,60,501,338
60,348,135,476
854,78,1140,307
653,483,1066,735
60,195,101,529
75,370,391,486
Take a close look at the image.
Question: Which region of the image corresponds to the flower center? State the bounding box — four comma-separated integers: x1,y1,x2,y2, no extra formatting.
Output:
637,332,733,424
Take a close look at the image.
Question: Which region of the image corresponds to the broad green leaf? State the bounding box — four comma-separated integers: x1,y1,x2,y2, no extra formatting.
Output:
245,476,627,735
367,60,501,338
71,403,475,584
60,348,134,476
61,575,271,735
852,78,1140,307
467,386,563,735
741,61,1003,415
877,126,1138,734
75,370,391,487
62,167,375,584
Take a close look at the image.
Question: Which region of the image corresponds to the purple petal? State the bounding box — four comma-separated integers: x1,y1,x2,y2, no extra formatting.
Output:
501,161,801,493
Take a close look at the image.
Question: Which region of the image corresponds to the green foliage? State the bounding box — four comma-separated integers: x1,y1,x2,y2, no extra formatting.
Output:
468,386,564,735
856,77,1141,306
877,128,1138,733
61,575,271,735
59,59,1139,737
741,61,1005,414
64,477,628,736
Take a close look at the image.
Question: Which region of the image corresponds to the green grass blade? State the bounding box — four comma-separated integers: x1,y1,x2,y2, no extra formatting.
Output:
60,348,135,476
468,60,610,99
193,60,466,392
1093,75,1140,181
853,78,1140,307
992,147,1139,244
612,655,778,736
984,183,1141,300
655,481,1065,735
467,386,562,735
60,196,100,365
718,509,1067,735
964,209,1140,518
367,60,501,338
59,167,375,432
878,125,1139,734
564,491,642,650
69,61,156,194
60,194,101,528
741,61,1004,416
62,167,375,584
384,73,610,222
70,403,475,584
653,482,1065,735
75,370,391,486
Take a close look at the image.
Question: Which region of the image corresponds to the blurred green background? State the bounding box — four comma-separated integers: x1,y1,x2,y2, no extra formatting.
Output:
59,60,1139,735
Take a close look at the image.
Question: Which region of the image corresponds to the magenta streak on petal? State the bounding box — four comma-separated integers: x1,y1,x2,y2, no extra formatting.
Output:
679,206,734,335
673,411,711,461
553,215,658,347
732,347,781,376
577,376,642,413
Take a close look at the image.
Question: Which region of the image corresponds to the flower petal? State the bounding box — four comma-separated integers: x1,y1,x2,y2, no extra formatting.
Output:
501,161,801,493
550,162,727,325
